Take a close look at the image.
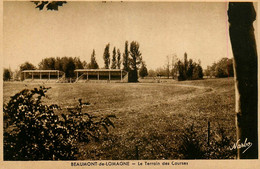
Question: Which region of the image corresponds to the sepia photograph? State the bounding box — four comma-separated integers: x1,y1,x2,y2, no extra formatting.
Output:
1,0,259,167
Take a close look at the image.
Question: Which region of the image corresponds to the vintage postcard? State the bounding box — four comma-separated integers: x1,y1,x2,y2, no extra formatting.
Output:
1,0,260,169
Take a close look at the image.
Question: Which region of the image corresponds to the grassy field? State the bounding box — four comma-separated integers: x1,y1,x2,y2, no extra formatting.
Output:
3,78,236,159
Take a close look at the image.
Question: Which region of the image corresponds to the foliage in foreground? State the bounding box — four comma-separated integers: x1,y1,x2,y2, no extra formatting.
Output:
178,124,236,159
3,86,115,160
33,1,67,11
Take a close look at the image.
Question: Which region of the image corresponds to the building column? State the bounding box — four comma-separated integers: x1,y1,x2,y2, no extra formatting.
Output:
121,70,123,82
109,71,111,81
87,72,89,80
48,72,50,80
76,72,78,80
32,72,34,80
58,71,59,80
97,71,99,80
24,72,26,80
40,72,42,80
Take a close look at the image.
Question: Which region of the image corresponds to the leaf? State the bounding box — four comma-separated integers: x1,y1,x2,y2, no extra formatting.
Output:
35,1,48,10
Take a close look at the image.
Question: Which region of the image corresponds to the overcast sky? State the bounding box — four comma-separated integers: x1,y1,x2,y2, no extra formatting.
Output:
4,1,238,70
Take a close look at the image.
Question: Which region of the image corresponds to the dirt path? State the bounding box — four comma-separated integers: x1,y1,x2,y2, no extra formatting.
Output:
84,82,215,115
172,84,213,90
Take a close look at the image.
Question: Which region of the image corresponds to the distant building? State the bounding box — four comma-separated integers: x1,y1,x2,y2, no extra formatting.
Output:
22,70,65,82
74,69,128,83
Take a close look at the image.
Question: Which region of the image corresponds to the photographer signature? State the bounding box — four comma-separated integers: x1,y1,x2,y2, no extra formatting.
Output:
229,138,252,154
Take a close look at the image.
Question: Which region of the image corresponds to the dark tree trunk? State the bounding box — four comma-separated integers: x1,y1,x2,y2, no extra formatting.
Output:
228,2,258,159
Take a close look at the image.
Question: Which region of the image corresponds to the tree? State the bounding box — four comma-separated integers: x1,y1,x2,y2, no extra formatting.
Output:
214,58,234,78
165,55,170,79
103,43,110,69
228,2,258,159
38,57,56,70
74,57,84,69
19,62,36,80
82,60,88,69
204,66,211,78
148,69,156,77
139,61,148,78
111,47,117,69
183,52,188,79
205,58,234,78
117,49,121,69
63,57,76,78
174,54,203,81
38,56,85,73
186,59,194,80
123,41,130,71
171,54,177,78
192,63,203,80
155,67,167,77
88,49,99,69
20,62,36,71
54,57,63,71
3,68,11,81
176,60,185,81
129,41,142,82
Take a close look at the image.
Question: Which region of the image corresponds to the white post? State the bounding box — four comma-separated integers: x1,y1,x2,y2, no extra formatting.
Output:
48,72,50,80
40,72,42,80
77,71,78,80
97,71,99,80
87,72,89,80
58,71,59,80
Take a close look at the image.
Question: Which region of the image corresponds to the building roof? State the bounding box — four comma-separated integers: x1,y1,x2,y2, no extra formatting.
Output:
22,70,64,73
75,69,126,72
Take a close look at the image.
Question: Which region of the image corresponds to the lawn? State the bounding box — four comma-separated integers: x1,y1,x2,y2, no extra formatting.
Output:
3,78,236,159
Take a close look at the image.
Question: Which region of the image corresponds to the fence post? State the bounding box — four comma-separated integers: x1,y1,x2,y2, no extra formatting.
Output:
207,121,210,146
135,146,139,160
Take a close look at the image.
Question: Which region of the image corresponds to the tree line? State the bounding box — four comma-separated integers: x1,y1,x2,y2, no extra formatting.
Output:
147,53,203,81
204,58,234,78
3,41,148,82
146,54,233,80
103,41,148,82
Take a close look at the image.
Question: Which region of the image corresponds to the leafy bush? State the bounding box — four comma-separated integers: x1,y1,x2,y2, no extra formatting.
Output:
204,124,236,159
4,86,115,160
177,123,236,159
178,124,205,159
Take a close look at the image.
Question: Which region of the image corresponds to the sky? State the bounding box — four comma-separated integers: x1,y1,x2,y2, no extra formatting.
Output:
3,1,242,71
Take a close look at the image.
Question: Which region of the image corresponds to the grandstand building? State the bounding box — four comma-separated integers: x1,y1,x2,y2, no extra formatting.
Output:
74,69,128,83
22,70,65,83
